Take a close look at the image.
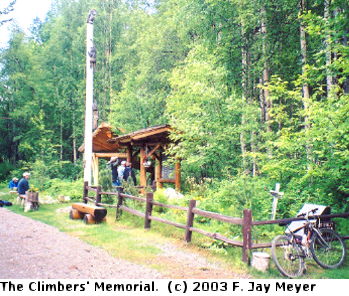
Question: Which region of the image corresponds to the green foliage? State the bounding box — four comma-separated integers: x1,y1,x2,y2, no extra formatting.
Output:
0,161,15,181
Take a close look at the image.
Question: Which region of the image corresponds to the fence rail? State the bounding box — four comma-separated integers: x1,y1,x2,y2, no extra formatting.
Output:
83,182,349,263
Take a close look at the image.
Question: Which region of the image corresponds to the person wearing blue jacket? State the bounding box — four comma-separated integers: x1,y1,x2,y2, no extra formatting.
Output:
8,177,19,190
17,172,30,198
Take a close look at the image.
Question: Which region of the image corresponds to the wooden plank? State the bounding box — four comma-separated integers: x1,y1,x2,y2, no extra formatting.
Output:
119,205,145,218
253,212,349,226
251,242,272,249
96,202,118,209
192,208,243,225
158,178,175,184
87,187,98,192
100,191,119,196
94,152,127,158
85,197,96,203
148,215,187,229
132,127,171,140
120,193,146,202
151,200,188,211
189,227,243,247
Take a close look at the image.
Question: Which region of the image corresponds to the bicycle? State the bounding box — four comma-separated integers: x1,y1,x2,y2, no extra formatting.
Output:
271,208,347,278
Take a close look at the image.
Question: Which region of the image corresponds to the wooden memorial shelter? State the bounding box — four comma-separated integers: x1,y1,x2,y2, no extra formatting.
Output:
80,123,181,191
78,122,127,185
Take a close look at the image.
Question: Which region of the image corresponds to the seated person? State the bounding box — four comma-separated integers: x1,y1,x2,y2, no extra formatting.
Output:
8,177,19,190
17,172,30,199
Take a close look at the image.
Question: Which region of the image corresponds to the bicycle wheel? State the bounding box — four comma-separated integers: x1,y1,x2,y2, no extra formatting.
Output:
310,228,346,269
271,235,305,278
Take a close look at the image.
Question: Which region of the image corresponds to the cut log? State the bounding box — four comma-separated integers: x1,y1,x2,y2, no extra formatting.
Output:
72,202,107,221
83,213,96,224
70,208,83,220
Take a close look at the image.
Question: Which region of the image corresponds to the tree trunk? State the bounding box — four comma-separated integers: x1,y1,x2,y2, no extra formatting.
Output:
72,106,77,163
240,37,248,173
300,0,312,169
261,6,271,132
324,0,333,95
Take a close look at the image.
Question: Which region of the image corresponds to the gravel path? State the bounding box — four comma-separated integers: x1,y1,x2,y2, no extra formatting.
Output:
0,208,162,279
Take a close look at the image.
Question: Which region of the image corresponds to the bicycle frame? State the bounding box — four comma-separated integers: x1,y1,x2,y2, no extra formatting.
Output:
285,213,331,258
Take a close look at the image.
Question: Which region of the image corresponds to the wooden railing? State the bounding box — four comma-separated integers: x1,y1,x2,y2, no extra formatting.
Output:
83,182,349,263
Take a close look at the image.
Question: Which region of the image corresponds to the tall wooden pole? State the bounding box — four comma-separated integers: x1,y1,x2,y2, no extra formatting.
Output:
84,9,97,185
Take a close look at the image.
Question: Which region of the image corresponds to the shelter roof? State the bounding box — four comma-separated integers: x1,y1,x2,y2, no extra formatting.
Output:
108,124,172,146
78,122,122,153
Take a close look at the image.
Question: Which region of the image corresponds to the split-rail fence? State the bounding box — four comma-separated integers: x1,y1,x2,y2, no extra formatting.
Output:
83,182,349,263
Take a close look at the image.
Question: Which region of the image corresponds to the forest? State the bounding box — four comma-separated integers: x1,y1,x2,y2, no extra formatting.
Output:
0,0,348,222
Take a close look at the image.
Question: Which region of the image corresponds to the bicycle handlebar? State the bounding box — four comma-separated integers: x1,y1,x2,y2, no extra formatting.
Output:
296,208,319,218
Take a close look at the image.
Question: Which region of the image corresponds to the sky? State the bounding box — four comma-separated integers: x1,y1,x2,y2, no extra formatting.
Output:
0,0,52,47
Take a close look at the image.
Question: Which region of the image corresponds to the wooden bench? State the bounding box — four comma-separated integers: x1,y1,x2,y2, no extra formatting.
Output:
69,202,107,224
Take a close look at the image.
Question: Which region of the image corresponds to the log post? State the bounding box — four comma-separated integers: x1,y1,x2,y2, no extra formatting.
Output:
185,200,196,243
83,181,88,203
175,161,181,192
96,185,102,205
242,209,252,263
155,157,163,189
144,192,154,229
140,145,147,189
126,145,132,163
116,189,124,220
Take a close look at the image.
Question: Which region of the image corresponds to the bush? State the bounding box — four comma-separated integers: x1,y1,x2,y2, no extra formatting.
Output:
0,161,16,182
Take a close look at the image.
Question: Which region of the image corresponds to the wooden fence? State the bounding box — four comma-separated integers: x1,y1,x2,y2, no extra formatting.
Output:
83,182,349,263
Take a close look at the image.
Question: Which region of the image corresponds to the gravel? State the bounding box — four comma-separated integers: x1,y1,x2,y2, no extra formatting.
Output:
0,208,162,279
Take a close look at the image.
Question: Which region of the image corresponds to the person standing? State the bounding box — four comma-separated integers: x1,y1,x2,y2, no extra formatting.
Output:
117,161,126,185
123,162,137,185
108,157,119,186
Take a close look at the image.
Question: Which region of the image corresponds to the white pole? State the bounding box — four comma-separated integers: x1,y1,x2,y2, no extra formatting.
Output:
83,9,97,185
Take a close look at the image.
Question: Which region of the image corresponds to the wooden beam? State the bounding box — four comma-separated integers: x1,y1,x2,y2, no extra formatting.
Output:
131,127,171,140
146,144,162,158
175,161,181,192
126,145,132,163
155,157,163,189
158,178,175,184
94,153,127,158
92,153,99,185
140,146,147,188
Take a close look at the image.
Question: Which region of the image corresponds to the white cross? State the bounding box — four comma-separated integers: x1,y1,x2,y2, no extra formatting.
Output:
270,183,284,220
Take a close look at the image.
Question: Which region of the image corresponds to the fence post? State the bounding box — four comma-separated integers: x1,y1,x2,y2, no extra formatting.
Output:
185,200,196,243
144,192,154,229
242,209,252,263
83,181,88,203
95,185,102,205
116,189,124,220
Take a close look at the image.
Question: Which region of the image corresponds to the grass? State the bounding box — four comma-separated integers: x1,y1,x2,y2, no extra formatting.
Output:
1,184,348,278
